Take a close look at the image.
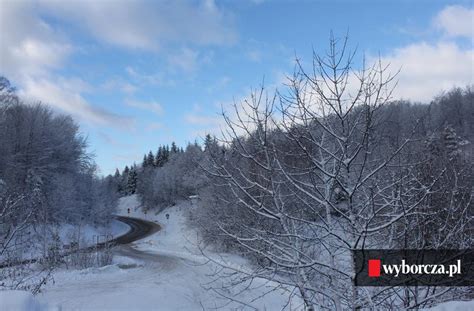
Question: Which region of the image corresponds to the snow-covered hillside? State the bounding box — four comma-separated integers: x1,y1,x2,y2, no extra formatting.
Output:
8,218,130,264
32,195,299,310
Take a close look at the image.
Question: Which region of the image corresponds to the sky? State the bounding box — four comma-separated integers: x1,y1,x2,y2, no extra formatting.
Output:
1,0,473,175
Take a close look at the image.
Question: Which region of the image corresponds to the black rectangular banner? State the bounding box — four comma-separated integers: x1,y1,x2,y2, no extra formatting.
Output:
354,249,474,286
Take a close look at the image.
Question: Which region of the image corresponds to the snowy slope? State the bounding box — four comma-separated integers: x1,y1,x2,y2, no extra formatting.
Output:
16,220,129,262
35,195,301,310
57,220,130,247
0,290,49,311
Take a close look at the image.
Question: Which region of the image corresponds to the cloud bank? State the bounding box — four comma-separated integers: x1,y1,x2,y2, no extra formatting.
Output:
0,0,235,127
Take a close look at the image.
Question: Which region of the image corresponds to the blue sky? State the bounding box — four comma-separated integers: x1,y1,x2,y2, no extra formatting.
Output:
1,0,473,175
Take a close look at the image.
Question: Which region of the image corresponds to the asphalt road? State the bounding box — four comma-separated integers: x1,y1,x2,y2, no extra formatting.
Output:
111,216,179,271
108,216,161,246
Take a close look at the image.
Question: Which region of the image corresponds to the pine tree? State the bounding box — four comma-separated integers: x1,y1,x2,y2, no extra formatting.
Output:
146,151,155,167
204,134,213,151
113,168,122,194
171,142,178,154
442,124,462,159
127,166,138,194
155,146,163,167
142,154,148,167
162,145,170,164
120,166,130,195
204,133,218,154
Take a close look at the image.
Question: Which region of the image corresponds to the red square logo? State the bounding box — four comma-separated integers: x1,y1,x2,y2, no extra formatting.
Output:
368,259,381,277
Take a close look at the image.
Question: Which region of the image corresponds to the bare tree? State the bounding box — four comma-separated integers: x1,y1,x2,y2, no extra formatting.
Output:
198,35,470,310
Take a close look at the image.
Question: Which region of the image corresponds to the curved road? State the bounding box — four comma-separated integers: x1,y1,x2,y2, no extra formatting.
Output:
0,216,161,268
108,215,161,245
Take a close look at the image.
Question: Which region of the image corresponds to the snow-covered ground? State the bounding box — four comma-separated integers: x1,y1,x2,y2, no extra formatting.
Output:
15,220,129,262
3,195,471,311
0,290,47,311
32,195,300,310
57,219,130,248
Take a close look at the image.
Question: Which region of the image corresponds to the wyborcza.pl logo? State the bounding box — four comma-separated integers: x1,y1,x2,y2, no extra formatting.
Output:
368,259,461,278
354,249,474,286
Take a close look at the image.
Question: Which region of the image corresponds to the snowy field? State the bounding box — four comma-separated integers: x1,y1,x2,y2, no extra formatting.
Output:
11,220,130,262
56,219,130,249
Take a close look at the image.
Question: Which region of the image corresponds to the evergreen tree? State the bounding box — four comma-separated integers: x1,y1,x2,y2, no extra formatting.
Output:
155,146,163,167
442,124,464,159
204,134,213,151
171,142,178,154
113,168,122,194
160,145,170,164
146,151,155,167
127,166,138,194
204,133,219,154
120,166,130,195
123,166,130,174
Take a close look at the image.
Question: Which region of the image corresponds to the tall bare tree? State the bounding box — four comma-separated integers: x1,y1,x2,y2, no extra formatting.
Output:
199,35,470,310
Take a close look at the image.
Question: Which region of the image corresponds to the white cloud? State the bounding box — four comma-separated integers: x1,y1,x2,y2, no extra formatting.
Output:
310,5,474,104
291,39,473,105
0,0,72,77
0,0,133,127
293,5,474,103
8,39,72,76
125,66,175,87
38,0,237,50
377,42,473,102
125,99,164,116
20,77,135,127
434,5,474,39
168,48,200,72
1,0,231,127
